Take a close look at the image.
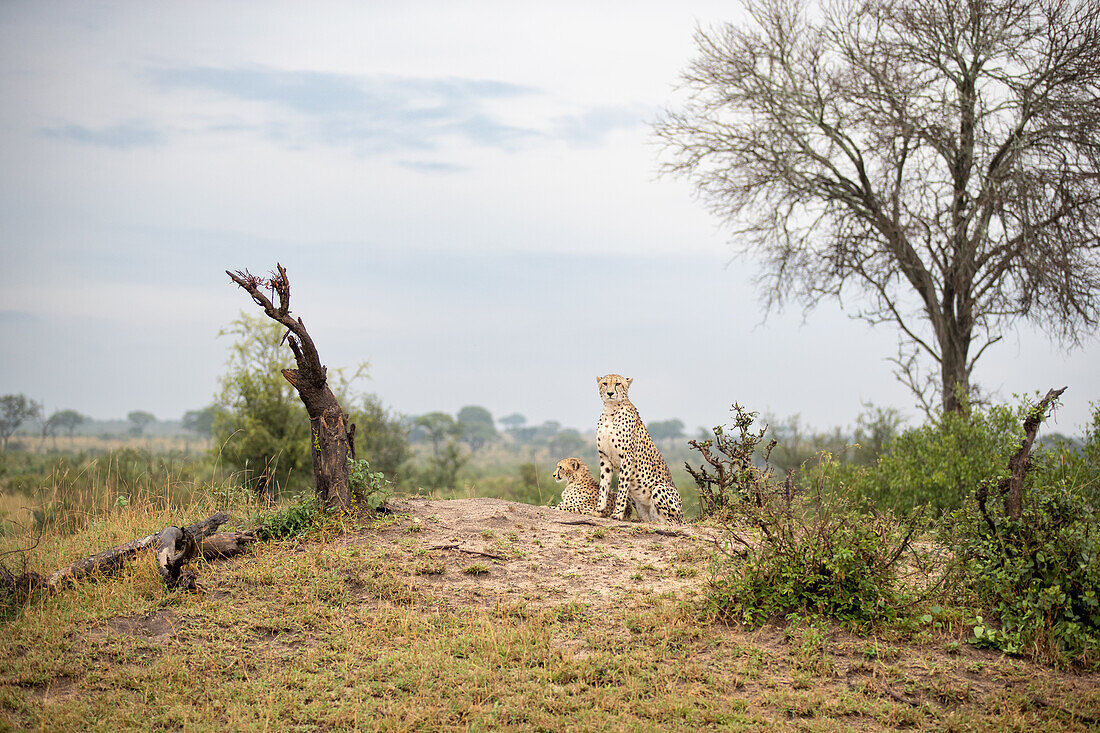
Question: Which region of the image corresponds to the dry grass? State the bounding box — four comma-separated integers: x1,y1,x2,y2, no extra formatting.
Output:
1,495,1098,731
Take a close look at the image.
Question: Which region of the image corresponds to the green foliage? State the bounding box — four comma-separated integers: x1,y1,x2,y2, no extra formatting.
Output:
457,406,498,452
417,439,469,490
1044,402,1100,508
349,393,410,482
47,410,86,441
845,400,1027,513
547,429,585,459
948,480,1100,666
182,406,223,437
253,492,325,541
347,457,392,512
498,413,526,430
648,419,686,442
851,404,906,464
126,411,156,437
686,404,777,519
413,412,460,454
0,394,42,450
694,411,924,627
518,462,539,489
703,468,919,628
213,313,313,494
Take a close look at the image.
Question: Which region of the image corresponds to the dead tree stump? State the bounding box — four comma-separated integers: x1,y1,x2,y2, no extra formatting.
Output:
227,264,356,510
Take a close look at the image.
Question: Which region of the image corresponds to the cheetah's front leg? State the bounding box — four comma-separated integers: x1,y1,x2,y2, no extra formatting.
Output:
597,451,614,514
612,456,635,521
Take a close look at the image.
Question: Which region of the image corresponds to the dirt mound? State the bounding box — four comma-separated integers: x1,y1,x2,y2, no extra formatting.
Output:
341,497,717,610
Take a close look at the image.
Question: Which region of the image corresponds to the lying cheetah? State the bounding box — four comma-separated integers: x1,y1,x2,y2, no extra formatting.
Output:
596,374,684,524
554,457,635,519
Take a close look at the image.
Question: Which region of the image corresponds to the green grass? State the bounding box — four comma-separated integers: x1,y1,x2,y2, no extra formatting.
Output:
3,517,1098,730
1,448,1098,731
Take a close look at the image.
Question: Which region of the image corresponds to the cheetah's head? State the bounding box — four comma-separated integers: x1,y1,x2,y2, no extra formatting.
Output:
553,457,585,482
596,374,633,403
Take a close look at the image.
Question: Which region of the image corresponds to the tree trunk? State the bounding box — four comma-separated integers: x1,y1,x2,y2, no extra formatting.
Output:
939,322,972,415
227,265,355,509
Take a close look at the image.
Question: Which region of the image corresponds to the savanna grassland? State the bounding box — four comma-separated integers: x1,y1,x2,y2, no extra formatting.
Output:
2,493,1098,732
2,397,1099,731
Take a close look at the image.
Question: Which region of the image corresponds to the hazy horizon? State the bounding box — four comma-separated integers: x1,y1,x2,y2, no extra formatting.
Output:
2,2,1097,437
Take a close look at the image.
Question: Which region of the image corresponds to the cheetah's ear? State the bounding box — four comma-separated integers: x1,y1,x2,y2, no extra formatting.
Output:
570,458,581,470
625,377,633,387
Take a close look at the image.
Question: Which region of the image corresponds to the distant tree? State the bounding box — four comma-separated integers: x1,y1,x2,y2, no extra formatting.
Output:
499,413,527,431
182,405,222,437
415,412,460,456
351,393,411,481
0,394,42,451
419,439,469,490
38,411,59,452
213,313,312,493
509,427,540,444
51,410,86,441
853,404,907,463
127,410,156,437
548,428,586,459
648,419,686,442
457,405,498,452
657,0,1100,414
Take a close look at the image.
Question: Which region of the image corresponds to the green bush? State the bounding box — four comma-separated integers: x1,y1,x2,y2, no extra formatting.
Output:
1042,402,1100,510
949,479,1100,666
845,400,1027,513
253,492,325,541
348,457,392,512
349,394,410,484
701,453,922,629
213,314,313,495
686,404,777,519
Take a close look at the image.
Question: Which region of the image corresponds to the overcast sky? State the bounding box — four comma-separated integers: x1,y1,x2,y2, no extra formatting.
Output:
1,1,1097,436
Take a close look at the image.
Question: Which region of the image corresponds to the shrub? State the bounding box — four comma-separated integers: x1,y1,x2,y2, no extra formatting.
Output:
213,314,313,495
949,480,1100,666
253,492,325,541
694,412,925,628
686,404,778,519
845,400,1028,513
349,393,410,484
348,457,392,512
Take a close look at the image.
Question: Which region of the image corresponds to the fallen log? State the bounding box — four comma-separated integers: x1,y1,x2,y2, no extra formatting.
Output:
198,529,259,560
46,512,228,590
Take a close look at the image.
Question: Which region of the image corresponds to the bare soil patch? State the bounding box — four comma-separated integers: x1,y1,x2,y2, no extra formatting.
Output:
341,497,717,609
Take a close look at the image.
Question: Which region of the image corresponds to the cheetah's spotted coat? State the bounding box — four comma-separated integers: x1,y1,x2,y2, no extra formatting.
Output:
595,374,684,524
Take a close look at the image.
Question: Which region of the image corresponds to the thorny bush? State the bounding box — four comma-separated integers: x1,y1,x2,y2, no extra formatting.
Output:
693,409,934,628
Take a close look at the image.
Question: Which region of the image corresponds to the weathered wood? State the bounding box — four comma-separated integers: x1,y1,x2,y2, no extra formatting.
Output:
1002,387,1066,521
46,512,228,590
227,265,355,509
198,530,258,560
156,526,198,590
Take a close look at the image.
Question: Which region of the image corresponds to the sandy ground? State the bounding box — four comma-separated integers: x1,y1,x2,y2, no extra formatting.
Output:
340,497,719,610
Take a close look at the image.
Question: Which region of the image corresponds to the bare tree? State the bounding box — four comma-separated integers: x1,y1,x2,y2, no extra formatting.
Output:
228,265,356,510
657,0,1100,414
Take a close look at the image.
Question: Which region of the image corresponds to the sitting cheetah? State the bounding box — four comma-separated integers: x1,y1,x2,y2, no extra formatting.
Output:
554,457,635,519
553,458,602,515
596,374,684,524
